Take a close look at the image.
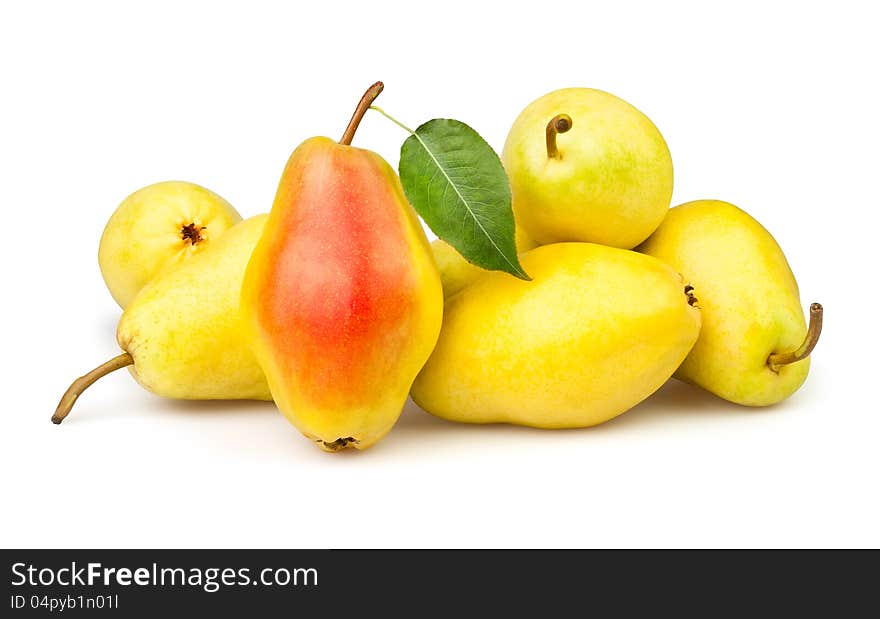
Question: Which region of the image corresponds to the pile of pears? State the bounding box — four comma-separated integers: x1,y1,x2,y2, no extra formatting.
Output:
54,83,822,452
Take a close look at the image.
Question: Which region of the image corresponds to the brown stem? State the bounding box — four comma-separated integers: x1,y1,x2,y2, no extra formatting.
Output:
546,114,573,159
52,352,134,424
767,303,823,371
339,81,384,146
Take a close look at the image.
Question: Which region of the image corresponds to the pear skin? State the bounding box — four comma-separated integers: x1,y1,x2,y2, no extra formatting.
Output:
241,83,443,452
99,181,242,308
412,243,701,428
54,215,272,423
502,88,673,249
638,200,821,406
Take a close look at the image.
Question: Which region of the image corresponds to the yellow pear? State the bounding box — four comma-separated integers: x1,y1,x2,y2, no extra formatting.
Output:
501,88,673,249
638,200,822,406
99,181,242,308
431,226,536,298
411,243,701,428
53,215,271,424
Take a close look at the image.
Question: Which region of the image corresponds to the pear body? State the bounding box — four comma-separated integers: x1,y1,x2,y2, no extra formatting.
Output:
241,137,443,451
411,243,701,428
501,88,673,249
99,181,242,308
117,215,271,400
638,200,810,406
431,226,535,299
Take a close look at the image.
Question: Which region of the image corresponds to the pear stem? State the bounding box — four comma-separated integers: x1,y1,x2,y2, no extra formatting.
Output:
767,303,823,372
546,114,573,159
52,353,134,424
339,81,384,146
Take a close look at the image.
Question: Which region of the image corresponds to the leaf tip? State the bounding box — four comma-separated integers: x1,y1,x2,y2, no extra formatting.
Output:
503,258,531,281
513,267,532,281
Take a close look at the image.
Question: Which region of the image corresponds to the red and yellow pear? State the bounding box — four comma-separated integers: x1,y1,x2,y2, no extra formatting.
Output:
241,82,443,451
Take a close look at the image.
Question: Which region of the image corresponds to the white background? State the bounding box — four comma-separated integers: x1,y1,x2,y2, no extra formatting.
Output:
2,0,877,548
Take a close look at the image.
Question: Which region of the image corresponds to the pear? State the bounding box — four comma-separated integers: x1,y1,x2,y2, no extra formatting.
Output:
431,225,535,298
501,88,673,249
241,82,443,452
99,181,242,308
638,200,822,406
53,215,271,423
411,243,701,428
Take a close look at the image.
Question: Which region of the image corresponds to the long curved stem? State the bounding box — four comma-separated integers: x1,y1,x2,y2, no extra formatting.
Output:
768,303,823,372
339,81,384,146
52,353,134,424
546,114,573,159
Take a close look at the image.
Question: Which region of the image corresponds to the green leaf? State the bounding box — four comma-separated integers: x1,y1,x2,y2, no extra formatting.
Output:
398,118,529,280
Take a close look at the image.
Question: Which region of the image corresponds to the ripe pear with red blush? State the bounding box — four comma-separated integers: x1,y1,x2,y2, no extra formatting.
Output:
241,82,443,452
